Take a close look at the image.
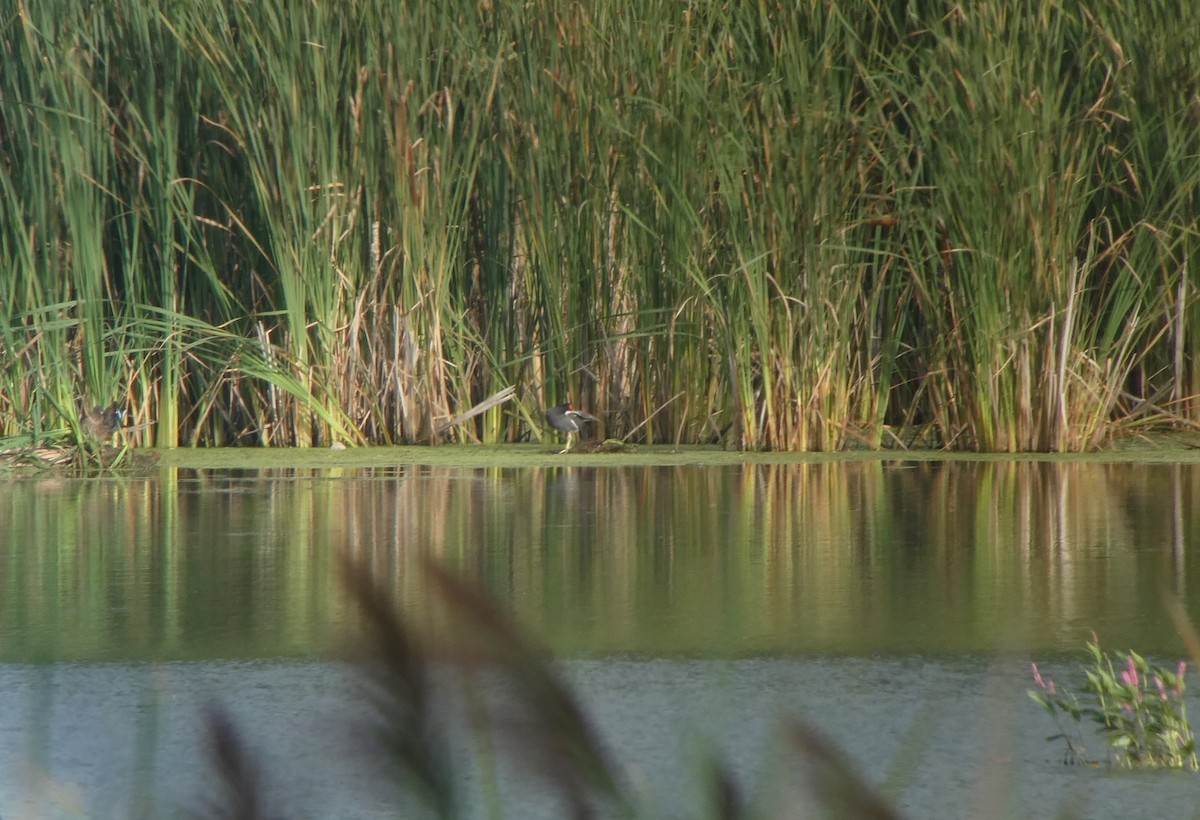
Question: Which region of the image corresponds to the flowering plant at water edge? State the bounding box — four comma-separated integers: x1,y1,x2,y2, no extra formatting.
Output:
1028,635,1197,770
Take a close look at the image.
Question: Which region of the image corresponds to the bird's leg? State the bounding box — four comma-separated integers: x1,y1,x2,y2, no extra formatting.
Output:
558,432,575,454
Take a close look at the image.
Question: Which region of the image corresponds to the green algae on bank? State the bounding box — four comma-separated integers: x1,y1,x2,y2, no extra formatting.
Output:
154,438,1200,471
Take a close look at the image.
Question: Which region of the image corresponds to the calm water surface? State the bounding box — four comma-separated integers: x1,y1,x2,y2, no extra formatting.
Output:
2,460,1200,817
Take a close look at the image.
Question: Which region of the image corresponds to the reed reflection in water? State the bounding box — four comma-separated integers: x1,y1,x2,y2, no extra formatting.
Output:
1,461,1198,662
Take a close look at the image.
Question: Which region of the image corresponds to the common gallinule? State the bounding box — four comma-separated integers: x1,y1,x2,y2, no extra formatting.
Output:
83,403,126,442
546,403,598,453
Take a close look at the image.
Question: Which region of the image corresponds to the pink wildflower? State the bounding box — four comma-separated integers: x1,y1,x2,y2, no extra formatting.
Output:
1032,663,1046,690
1155,675,1168,700
1031,663,1055,694
1120,655,1139,689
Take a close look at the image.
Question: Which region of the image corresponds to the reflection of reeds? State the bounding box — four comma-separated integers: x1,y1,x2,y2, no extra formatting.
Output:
6,463,1199,662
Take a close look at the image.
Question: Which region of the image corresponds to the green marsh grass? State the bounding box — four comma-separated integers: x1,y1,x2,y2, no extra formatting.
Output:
1,1,1197,452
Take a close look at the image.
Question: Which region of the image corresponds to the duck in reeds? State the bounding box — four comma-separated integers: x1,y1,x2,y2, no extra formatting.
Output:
83,403,126,442
545,403,599,454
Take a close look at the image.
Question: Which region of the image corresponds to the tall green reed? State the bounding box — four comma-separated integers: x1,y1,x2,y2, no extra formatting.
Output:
887,1,1198,450
1,0,1196,451
1,3,122,440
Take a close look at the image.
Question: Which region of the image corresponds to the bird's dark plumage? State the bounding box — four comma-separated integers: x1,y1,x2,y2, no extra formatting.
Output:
546,403,598,433
83,403,126,440
546,403,598,452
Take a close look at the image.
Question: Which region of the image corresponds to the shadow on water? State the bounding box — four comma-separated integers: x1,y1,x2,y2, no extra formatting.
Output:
2,461,1199,816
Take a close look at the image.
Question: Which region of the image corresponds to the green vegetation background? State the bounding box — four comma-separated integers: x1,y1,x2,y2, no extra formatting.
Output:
2,0,1198,452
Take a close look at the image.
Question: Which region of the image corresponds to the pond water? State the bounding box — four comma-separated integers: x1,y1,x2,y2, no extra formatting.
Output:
2,457,1200,817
